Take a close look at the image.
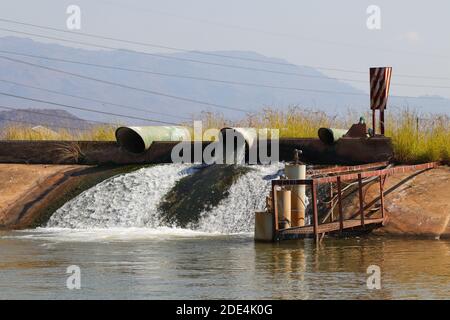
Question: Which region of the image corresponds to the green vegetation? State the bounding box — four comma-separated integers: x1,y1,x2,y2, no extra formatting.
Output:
386,111,449,164
198,108,450,164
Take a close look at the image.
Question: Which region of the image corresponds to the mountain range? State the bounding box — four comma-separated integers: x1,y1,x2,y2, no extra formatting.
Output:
0,36,448,127
0,108,90,130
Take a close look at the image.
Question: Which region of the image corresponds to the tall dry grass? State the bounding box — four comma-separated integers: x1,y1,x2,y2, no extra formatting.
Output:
196,107,449,164
196,108,340,137
1,108,449,164
386,111,450,164
0,125,116,141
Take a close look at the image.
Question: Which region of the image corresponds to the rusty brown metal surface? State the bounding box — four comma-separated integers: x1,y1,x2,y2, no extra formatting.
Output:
379,175,385,219
280,218,384,235
0,140,207,165
358,174,365,227
271,180,279,237
308,161,389,177
314,162,438,184
271,161,438,242
278,137,393,165
337,177,344,233
0,136,393,165
278,218,384,239
311,181,319,243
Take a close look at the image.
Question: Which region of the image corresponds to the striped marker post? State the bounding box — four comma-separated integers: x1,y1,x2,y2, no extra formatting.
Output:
370,67,392,135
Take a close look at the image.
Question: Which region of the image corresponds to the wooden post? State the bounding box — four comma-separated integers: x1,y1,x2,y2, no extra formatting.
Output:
312,181,319,243
379,175,385,219
358,174,365,227
380,110,385,135
337,177,344,233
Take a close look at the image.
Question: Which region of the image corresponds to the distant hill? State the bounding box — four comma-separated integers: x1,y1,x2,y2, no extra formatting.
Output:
0,108,90,130
0,36,448,126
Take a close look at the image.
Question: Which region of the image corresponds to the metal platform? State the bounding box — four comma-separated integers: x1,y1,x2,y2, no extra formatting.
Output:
278,218,385,240
269,162,438,242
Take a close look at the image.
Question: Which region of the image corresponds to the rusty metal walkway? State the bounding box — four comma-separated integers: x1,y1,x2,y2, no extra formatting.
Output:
271,161,438,242
278,218,385,240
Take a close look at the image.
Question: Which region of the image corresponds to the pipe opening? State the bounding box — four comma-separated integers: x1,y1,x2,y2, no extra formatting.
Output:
318,128,335,145
219,128,249,163
318,128,347,145
116,127,146,154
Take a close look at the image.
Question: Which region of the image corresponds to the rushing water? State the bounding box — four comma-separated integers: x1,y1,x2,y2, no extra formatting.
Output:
47,163,284,233
0,164,449,299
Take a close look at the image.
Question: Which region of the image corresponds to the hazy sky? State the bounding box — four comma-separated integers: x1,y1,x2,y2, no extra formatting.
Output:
1,0,449,98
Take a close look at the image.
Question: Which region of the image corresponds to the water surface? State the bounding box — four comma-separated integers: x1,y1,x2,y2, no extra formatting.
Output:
1,229,449,300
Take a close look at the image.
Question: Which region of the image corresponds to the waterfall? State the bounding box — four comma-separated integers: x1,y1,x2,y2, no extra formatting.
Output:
192,164,283,233
46,163,283,234
47,164,194,229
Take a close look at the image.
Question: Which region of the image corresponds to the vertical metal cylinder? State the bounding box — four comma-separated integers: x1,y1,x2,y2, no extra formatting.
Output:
254,211,274,242
276,189,291,229
285,164,306,227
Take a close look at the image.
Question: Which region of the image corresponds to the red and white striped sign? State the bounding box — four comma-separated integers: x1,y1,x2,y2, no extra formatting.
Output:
370,67,392,110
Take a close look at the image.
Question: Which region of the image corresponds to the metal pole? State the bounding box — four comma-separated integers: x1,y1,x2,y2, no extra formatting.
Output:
329,183,334,222
358,174,365,227
337,177,344,233
379,175,385,219
272,181,278,241
372,110,376,135
312,181,319,243
380,110,385,135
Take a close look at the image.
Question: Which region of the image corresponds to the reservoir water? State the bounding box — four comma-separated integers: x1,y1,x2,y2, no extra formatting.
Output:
0,231,449,299
0,164,449,299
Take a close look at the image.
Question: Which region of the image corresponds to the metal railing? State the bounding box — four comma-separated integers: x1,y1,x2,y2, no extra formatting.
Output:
271,162,438,242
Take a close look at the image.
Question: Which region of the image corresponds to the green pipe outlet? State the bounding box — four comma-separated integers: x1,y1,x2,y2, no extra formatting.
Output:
318,128,348,145
115,126,190,153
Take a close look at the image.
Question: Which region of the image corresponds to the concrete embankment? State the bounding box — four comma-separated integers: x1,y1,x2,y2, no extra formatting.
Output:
372,166,450,239
341,166,450,239
0,162,449,239
0,164,143,229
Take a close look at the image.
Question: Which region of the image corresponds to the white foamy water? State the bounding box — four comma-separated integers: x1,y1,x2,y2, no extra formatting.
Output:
7,227,225,242
193,163,284,233
47,164,194,229
45,163,283,237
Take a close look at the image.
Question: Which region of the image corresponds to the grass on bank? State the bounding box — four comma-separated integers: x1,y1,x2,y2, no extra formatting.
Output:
0,108,448,164
1,125,117,141
199,108,450,164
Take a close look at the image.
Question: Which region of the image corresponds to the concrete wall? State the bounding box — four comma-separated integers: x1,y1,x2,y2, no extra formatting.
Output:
0,137,393,165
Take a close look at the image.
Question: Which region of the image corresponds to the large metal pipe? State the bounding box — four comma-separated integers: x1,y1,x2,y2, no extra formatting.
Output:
219,127,257,164
276,189,291,229
116,126,256,156
285,164,306,227
254,211,274,242
318,128,348,145
115,126,190,153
